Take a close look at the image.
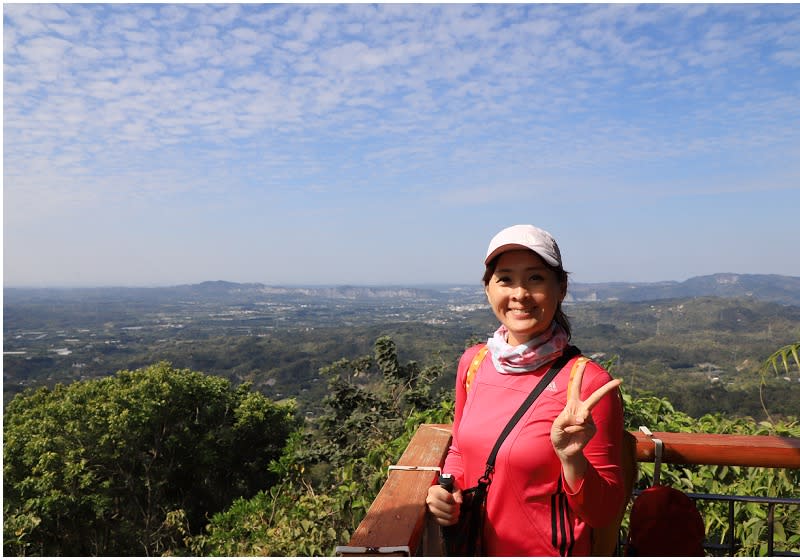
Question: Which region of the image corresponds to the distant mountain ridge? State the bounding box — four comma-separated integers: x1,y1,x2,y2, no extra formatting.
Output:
172,281,441,300
5,273,800,306
567,273,800,306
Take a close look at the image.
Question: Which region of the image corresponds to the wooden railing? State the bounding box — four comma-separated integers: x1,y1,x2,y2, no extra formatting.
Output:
336,424,800,556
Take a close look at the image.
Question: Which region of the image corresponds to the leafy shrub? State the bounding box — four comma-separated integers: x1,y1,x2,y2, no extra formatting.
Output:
617,383,799,556
3,362,298,556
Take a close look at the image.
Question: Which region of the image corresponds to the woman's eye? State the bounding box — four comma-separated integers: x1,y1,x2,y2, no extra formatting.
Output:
529,274,544,281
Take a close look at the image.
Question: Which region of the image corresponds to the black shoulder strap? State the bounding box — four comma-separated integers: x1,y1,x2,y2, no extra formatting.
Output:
481,345,581,481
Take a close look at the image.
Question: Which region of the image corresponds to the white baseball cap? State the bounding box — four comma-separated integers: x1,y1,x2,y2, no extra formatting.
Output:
484,224,562,267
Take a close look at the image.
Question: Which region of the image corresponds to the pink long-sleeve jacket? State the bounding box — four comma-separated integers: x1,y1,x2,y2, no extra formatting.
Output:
442,344,625,556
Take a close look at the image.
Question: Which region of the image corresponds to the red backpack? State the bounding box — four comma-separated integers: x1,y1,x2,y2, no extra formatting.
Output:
626,484,705,556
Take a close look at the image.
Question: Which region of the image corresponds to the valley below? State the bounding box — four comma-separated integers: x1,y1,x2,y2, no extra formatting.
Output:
4,275,800,420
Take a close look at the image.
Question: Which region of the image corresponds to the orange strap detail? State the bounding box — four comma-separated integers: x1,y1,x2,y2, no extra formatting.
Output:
566,356,590,400
467,348,589,396
465,345,489,393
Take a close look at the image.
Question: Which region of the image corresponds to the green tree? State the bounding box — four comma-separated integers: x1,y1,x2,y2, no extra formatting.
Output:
191,336,453,556
758,341,800,423
3,362,299,556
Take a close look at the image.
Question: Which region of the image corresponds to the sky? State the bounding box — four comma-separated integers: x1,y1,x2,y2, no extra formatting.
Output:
3,3,800,288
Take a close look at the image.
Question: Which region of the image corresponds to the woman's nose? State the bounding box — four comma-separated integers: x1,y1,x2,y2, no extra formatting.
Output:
511,285,529,299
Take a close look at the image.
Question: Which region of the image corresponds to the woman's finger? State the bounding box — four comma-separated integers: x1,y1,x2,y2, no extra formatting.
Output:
562,424,592,435
581,378,622,412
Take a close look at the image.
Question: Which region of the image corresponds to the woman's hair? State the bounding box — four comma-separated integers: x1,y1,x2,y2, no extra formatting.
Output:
482,253,572,340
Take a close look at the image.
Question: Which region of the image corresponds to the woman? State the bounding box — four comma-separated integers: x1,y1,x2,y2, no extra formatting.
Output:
426,224,625,556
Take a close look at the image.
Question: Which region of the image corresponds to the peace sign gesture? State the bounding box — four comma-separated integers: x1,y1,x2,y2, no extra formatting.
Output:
550,358,622,461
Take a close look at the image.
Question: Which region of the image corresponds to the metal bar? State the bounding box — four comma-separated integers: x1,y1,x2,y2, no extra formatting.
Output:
728,498,736,555
685,492,800,506
630,490,800,556
335,545,411,556
631,490,800,506
767,503,775,557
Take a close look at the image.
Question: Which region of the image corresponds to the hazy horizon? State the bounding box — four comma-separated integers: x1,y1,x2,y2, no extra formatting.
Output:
4,4,800,287
6,271,799,291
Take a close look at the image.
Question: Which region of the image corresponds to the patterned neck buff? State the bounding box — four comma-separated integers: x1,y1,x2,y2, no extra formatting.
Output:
486,322,569,374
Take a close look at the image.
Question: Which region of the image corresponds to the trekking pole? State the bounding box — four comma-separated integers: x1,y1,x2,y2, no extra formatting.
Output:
438,473,457,556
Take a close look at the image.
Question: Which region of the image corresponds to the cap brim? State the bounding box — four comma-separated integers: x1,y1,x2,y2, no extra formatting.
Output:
484,244,559,267
484,243,530,265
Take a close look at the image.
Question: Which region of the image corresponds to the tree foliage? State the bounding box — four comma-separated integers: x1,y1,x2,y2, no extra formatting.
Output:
189,335,454,556
758,341,800,423
4,338,797,557
622,391,800,556
3,362,298,556
605,356,800,557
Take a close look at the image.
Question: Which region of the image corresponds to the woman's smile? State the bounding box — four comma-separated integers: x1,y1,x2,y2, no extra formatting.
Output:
484,250,566,346
507,307,535,318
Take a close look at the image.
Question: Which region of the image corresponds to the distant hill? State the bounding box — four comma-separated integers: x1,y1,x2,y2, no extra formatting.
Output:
5,273,799,306
567,273,800,306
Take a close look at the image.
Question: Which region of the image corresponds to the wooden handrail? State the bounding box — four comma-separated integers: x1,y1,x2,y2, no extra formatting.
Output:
631,430,800,468
337,424,452,556
337,425,800,556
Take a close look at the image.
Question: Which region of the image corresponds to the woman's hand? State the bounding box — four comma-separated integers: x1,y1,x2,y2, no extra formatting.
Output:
550,358,621,486
426,484,463,526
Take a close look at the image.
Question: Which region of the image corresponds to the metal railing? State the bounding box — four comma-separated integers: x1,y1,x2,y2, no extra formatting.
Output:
336,424,800,557
676,492,800,557
634,426,800,556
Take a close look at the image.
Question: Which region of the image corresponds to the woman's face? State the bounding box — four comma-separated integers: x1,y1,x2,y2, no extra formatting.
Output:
484,249,567,347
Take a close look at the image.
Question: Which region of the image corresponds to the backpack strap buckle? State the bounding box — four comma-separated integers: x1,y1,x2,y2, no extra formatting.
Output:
640,425,663,485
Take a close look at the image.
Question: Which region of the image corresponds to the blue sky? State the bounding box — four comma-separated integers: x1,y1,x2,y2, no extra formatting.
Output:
3,3,800,287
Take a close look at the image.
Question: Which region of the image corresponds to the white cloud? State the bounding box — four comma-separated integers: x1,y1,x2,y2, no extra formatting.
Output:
230,26,260,42
773,49,800,66
4,3,800,285
158,4,190,26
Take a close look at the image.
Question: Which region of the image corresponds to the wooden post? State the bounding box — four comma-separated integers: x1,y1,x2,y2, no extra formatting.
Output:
337,424,452,556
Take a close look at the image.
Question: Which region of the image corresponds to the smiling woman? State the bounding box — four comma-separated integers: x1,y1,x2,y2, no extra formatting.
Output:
485,249,567,346
426,224,625,556
482,225,572,368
